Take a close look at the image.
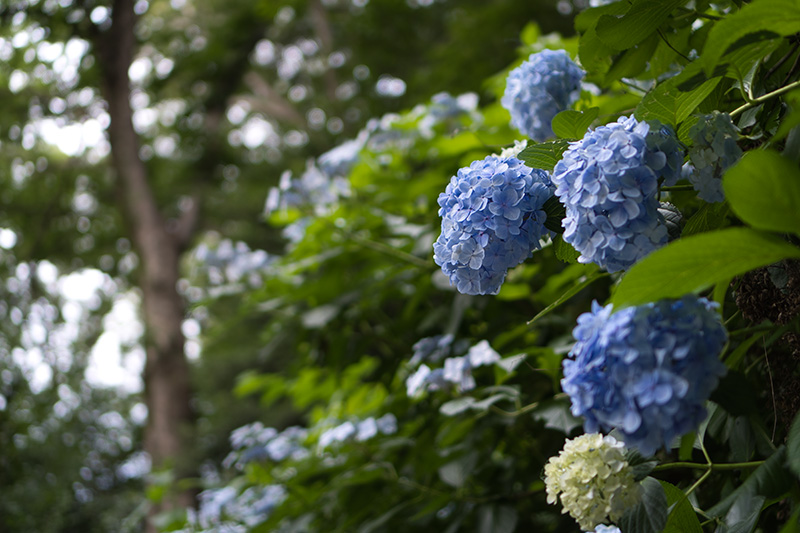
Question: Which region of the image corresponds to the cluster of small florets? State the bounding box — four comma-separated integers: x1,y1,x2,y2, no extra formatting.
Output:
406,339,501,396
502,49,585,141
544,433,639,531
318,414,398,448
562,296,728,456
224,423,310,469
590,526,622,533
551,115,684,272
433,155,554,295
196,484,288,530
684,112,742,203
193,239,272,287
418,91,480,138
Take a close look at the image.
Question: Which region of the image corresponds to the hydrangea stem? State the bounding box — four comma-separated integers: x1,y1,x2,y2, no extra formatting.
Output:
653,460,764,472
730,79,800,118
660,184,696,192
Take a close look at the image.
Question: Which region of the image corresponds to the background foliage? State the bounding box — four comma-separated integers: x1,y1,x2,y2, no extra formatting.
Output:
2,0,800,532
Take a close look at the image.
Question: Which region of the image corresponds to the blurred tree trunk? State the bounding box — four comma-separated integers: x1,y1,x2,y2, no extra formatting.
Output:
96,0,195,528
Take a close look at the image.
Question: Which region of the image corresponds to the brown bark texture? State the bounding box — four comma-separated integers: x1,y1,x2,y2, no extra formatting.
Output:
96,0,195,528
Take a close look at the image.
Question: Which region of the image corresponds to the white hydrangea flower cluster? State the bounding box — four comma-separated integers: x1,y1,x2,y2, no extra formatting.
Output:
544,433,639,531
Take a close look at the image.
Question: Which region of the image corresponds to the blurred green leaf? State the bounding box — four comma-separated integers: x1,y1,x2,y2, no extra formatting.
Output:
438,452,478,488
440,397,477,416
787,411,800,477
722,493,765,533
708,447,792,517
532,399,583,434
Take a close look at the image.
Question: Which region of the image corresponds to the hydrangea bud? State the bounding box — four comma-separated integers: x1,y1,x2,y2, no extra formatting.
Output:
562,296,728,456
434,155,554,295
685,112,742,203
501,49,585,141
544,433,639,531
551,115,684,272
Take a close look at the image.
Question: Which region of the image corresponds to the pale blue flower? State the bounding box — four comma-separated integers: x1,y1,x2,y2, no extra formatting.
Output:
502,49,585,141
686,112,742,203
552,115,684,272
434,155,554,295
562,296,728,456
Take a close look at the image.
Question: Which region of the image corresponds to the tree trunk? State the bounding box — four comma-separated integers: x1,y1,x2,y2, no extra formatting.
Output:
96,0,195,529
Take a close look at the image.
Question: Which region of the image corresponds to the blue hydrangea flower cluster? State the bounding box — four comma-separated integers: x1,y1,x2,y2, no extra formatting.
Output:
224,423,310,469
193,238,273,288
434,155,555,295
552,115,684,272
501,49,585,141
318,414,398,448
418,92,480,138
406,339,501,396
562,296,728,456
196,484,287,530
685,112,742,203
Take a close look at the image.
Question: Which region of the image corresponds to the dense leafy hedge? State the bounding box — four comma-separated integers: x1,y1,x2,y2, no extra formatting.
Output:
168,1,800,531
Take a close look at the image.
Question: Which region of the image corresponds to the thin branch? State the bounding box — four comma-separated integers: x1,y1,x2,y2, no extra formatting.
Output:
657,28,691,62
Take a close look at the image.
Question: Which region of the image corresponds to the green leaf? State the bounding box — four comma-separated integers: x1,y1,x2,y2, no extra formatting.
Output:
611,228,800,308
619,476,668,533
595,0,686,51
724,150,800,237
625,448,658,481
636,62,723,126
553,235,580,264
703,0,800,76
681,202,731,238
477,505,518,533
518,140,571,172
531,399,583,434
660,480,703,533
438,452,477,488
575,1,629,32
707,446,792,518
773,89,800,142
578,25,615,78
471,393,516,412
551,107,599,140
725,331,767,370
723,493,765,533
787,411,800,477
543,195,566,234
529,268,606,325
605,33,660,82
440,397,476,416
497,353,528,373
359,501,414,533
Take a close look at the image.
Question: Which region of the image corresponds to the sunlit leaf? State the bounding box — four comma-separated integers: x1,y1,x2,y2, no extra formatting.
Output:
724,150,800,237
611,228,800,308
